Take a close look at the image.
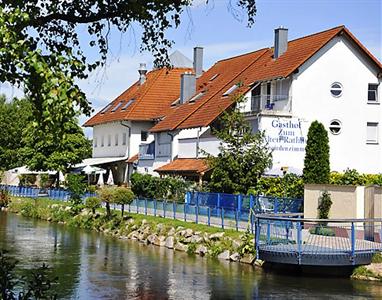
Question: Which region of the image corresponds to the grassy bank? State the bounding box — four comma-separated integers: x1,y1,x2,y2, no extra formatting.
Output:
6,197,257,264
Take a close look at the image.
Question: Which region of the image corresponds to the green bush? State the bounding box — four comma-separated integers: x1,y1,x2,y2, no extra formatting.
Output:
39,173,50,189
372,252,382,263
66,174,87,207
330,169,382,186
130,173,191,202
19,174,37,186
303,121,330,184
85,196,101,214
249,174,304,198
309,226,335,236
97,187,115,218
237,229,255,256
113,187,135,216
0,190,10,208
317,191,332,219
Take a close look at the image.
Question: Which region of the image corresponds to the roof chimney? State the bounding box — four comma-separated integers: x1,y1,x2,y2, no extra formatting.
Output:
138,63,147,85
193,47,203,78
180,72,196,104
274,27,288,59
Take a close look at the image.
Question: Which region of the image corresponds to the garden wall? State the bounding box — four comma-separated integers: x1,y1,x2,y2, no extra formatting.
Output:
304,184,382,219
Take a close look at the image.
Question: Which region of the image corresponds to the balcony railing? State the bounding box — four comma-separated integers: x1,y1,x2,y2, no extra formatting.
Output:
251,95,291,113
139,141,155,160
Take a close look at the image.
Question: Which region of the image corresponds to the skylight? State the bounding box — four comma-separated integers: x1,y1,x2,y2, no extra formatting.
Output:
171,97,180,107
189,92,204,103
222,84,238,97
111,101,124,112
100,104,112,114
209,74,219,81
121,99,135,111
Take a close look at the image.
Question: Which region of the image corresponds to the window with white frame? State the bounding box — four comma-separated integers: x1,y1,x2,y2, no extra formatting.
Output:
107,135,111,146
115,134,119,146
367,122,379,144
141,131,148,142
368,84,379,103
101,136,104,147
93,137,97,148
330,82,343,97
329,120,342,135
122,133,127,145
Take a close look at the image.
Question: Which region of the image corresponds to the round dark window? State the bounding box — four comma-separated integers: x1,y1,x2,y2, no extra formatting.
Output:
329,120,342,134
330,82,343,97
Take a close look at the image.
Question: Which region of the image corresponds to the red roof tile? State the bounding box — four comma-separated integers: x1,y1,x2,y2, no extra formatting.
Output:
84,67,192,127
126,153,139,163
155,158,210,174
151,26,382,132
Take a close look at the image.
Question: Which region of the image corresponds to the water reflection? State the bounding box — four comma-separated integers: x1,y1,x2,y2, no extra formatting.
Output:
1,212,382,299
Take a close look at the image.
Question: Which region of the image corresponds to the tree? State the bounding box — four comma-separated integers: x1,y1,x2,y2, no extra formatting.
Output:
303,121,330,184
0,1,256,172
0,96,32,170
113,187,135,217
97,187,115,219
207,95,272,194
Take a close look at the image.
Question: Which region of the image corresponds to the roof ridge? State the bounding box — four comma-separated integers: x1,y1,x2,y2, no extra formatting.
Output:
215,25,345,64
168,49,269,131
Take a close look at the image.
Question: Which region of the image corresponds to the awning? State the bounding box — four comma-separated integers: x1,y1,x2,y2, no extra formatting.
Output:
75,157,127,168
126,153,139,163
155,158,210,175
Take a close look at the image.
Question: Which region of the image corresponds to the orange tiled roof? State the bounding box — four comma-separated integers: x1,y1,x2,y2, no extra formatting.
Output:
151,26,382,132
84,67,192,127
155,158,210,174
126,153,138,163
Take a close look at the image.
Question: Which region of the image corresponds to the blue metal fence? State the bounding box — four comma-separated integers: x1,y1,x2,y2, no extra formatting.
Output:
0,184,96,201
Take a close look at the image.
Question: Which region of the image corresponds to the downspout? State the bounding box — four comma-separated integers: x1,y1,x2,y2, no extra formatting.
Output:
196,127,202,158
167,131,176,161
120,121,132,183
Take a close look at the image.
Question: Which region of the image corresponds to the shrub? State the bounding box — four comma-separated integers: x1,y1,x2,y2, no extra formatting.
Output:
66,174,87,207
309,226,335,236
85,196,101,214
113,187,135,217
303,121,330,184
372,252,382,263
317,191,332,219
249,174,304,198
237,229,255,256
0,190,10,208
97,187,115,218
19,174,37,186
39,173,50,189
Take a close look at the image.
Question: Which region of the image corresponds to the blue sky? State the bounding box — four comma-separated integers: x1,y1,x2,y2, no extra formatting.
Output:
0,0,381,137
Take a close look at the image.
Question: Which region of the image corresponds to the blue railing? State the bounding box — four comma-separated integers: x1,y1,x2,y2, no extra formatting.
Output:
255,214,382,266
0,184,96,201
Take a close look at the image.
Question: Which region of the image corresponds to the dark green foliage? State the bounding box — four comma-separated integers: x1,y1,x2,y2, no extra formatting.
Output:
130,173,191,202
113,187,135,217
85,196,101,214
0,96,32,170
0,190,10,208
39,174,50,189
97,187,115,218
237,229,255,256
207,95,272,194
303,121,330,184
249,174,304,198
317,191,332,219
309,226,335,236
0,250,57,300
65,174,87,207
18,174,37,187
371,252,382,263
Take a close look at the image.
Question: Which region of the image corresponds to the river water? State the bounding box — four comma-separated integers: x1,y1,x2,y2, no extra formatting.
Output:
0,212,381,299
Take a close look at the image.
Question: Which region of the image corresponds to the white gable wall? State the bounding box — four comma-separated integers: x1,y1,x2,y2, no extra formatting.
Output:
291,35,382,173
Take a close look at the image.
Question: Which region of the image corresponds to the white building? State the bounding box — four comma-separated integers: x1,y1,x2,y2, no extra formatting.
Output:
83,51,194,184
140,25,381,180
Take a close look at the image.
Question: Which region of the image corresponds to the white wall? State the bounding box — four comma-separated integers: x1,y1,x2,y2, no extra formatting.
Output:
92,121,154,158
292,35,382,174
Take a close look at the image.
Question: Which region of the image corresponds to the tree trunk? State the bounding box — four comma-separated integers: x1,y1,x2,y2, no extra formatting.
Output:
106,202,111,218
121,204,124,217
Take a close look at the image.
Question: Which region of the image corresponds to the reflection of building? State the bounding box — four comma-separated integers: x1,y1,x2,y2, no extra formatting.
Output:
85,26,382,181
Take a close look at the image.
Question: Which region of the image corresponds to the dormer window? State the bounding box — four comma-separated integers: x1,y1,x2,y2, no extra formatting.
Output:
121,99,135,111
223,84,238,97
171,97,180,107
100,104,112,114
189,92,204,103
111,101,123,112
209,74,219,81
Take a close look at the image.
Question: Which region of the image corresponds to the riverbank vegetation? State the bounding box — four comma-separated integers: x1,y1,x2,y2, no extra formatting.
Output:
6,197,257,265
